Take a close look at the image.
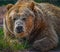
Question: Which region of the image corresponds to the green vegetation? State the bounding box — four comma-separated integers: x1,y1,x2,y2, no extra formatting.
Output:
0,27,60,51
0,0,17,6
0,0,60,6
35,0,60,6
0,28,9,51
0,28,29,51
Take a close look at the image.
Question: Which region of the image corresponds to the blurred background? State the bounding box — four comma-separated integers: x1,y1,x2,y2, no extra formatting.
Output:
0,0,60,6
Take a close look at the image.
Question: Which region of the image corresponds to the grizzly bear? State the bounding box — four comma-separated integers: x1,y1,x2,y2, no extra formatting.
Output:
3,0,60,52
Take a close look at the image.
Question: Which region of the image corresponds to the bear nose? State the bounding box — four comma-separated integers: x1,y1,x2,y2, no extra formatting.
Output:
16,26,23,33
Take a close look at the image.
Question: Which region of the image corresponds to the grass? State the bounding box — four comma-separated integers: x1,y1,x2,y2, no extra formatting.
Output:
0,28,30,52
0,27,60,51
0,28,9,51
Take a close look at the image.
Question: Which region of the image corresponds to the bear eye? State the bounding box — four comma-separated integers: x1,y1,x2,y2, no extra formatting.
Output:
22,18,26,21
13,18,17,21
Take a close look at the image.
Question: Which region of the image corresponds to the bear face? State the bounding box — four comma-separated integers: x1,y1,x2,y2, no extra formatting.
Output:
5,2,35,39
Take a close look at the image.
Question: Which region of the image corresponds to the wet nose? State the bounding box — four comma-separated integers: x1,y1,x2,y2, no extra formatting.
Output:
16,26,23,33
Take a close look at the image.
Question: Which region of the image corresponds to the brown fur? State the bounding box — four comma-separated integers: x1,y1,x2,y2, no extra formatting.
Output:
4,0,60,52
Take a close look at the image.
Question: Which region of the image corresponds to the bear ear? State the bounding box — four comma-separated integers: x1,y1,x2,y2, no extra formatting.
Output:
28,2,35,10
6,4,13,11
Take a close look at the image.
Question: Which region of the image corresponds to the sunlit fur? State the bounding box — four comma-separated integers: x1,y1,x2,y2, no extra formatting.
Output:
4,0,60,52
7,6,35,38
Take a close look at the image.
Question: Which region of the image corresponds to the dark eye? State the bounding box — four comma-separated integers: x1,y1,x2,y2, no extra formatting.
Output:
13,18,17,21
22,18,26,21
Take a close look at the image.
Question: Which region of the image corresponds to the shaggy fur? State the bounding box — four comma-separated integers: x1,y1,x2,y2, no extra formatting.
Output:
4,0,60,52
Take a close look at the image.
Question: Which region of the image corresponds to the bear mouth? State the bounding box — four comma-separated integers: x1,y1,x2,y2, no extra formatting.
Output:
15,32,29,38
